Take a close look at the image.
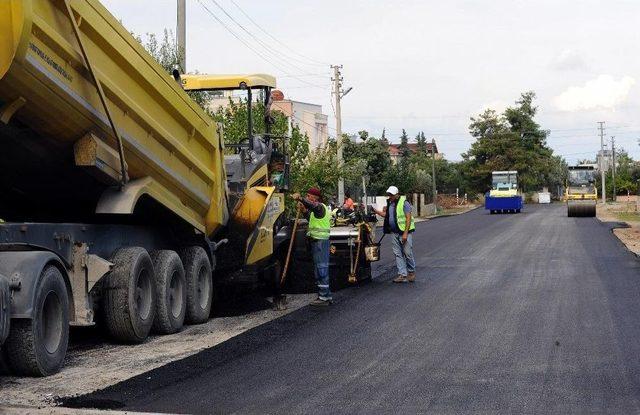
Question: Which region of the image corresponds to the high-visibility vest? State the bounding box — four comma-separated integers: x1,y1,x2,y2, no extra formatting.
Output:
394,196,415,232
308,204,331,240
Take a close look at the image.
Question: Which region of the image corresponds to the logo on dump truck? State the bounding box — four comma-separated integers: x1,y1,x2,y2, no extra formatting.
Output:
29,42,73,82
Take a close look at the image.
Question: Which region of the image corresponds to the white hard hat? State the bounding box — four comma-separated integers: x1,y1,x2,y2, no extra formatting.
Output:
386,186,399,195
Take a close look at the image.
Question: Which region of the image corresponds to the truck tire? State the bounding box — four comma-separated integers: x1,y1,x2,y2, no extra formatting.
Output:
102,247,156,343
0,348,11,375
180,247,213,324
4,265,69,376
151,250,186,334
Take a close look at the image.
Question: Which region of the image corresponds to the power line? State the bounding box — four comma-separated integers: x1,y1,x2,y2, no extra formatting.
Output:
277,83,332,90
277,72,332,79
195,1,292,76
207,0,324,76
557,150,600,157
289,112,336,133
229,0,330,67
214,0,328,69
195,0,328,90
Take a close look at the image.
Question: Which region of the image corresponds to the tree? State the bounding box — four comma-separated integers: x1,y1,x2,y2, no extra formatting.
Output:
384,163,417,195
601,149,640,196
416,131,428,154
212,98,288,146
398,129,412,161
413,169,433,197
343,132,393,195
410,131,431,169
463,91,559,194
134,29,213,112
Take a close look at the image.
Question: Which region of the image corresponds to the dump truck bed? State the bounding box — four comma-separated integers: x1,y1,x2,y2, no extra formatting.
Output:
0,0,226,235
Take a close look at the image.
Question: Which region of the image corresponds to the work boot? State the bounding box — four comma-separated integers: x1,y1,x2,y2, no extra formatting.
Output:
393,275,408,283
310,298,332,306
407,272,416,282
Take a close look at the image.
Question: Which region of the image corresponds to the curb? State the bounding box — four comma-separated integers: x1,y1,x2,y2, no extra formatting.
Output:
422,205,481,221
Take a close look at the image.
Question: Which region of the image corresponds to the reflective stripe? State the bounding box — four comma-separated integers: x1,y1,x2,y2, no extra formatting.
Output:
317,284,330,288
308,203,331,240
396,196,415,232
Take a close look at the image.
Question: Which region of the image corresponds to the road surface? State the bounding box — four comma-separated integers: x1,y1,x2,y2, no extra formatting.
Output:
65,204,640,414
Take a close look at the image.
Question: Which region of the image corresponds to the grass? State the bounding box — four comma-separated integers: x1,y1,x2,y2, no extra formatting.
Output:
616,212,640,222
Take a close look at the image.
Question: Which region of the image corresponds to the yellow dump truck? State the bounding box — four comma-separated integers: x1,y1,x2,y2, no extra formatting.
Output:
0,0,290,376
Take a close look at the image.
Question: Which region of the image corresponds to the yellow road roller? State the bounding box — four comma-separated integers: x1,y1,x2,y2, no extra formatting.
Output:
566,166,597,217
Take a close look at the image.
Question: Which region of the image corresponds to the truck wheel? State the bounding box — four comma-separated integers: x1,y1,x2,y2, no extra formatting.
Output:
5,265,69,376
102,247,156,343
180,247,213,324
0,348,11,375
151,251,186,334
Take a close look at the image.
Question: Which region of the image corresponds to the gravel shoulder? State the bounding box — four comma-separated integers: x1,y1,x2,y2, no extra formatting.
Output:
596,201,640,255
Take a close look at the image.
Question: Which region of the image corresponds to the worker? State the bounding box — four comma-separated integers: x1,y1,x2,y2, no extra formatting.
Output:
342,192,355,212
372,186,416,283
292,188,333,306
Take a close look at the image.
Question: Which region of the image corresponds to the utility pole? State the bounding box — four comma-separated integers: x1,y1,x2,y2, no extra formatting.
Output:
332,65,352,205
177,0,186,72
431,138,437,210
611,136,616,201
598,121,606,204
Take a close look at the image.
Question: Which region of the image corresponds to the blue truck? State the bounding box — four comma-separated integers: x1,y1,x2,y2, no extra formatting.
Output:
485,171,523,214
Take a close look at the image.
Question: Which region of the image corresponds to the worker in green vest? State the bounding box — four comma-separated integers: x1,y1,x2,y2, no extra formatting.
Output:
292,187,332,306
372,186,416,283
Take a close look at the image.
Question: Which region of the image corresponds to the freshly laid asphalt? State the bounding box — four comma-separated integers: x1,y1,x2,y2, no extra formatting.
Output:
65,204,640,414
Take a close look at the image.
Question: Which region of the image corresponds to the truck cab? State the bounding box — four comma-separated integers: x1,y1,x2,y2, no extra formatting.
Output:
485,170,523,214
489,171,519,197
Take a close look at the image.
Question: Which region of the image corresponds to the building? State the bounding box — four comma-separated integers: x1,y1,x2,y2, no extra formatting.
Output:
579,162,599,171
271,99,328,150
388,142,441,164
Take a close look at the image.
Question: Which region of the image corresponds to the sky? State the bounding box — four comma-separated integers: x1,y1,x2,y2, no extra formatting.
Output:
101,0,640,163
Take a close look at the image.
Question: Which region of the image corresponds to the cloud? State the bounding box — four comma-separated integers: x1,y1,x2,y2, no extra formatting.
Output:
553,75,636,111
551,49,588,71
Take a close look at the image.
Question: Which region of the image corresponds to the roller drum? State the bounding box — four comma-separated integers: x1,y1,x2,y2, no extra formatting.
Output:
567,201,596,217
